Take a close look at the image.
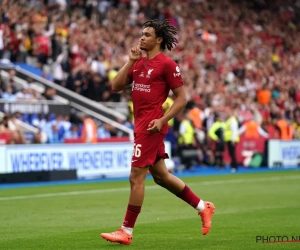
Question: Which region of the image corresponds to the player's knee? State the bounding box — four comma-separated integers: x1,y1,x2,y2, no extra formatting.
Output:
153,174,168,187
129,174,144,189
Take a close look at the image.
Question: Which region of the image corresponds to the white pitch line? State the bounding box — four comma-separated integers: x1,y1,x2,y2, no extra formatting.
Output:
197,175,300,185
0,175,299,201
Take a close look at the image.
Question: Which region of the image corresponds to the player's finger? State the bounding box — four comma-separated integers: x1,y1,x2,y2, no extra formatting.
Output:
148,120,154,127
134,49,140,55
147,127,154,131
133,49,140,55
147,125,156,131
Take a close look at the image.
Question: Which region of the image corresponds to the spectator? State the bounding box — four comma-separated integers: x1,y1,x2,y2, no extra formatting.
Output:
64,124,80,140
80,113,97,143
33,129,46,144
257,84,272,106
0,114,25,144
32,114,47,130
15,86,34,100
97,123,111,139
1,70,18,93
293,111,300,139
47,124,62,144
61,115,72,131
2,87,16,101
208,113,225,168
0,115,10,133
52,52,65,85
238,116,269,139
1,0,300,151
178,109,200,170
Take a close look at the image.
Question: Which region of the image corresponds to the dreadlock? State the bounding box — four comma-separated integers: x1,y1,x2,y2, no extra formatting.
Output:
143,19,178,51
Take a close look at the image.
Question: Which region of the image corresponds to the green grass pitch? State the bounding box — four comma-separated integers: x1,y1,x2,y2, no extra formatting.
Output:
0,170,300,250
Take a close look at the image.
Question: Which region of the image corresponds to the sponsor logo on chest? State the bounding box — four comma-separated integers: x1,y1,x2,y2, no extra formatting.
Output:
132,81,151,92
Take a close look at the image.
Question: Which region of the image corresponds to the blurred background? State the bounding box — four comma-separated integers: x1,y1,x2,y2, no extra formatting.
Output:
0,0,300,182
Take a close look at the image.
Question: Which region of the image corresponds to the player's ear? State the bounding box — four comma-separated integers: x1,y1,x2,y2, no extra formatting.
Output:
156,37,163,44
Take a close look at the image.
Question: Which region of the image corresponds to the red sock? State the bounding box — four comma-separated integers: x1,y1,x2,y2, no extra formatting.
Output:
176,185,201,208
122,204,141,228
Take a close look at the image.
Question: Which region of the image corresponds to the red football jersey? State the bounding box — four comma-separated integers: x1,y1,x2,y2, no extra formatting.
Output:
34,35,50,56
128,53,183,134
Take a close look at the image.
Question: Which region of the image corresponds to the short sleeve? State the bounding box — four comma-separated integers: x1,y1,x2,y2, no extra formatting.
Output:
163,59,184,90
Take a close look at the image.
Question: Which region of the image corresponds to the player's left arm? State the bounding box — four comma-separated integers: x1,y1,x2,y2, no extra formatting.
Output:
147,60,186,133
160,86,187,125
160,60,187,125
147,85,187,133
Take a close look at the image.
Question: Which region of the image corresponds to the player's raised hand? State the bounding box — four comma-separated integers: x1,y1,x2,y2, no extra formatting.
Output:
147,119,163,134
129,46,142,61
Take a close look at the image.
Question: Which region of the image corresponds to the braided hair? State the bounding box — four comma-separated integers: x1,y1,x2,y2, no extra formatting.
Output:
142,19,178,51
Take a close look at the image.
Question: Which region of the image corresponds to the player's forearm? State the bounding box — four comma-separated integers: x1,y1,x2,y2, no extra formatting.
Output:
160,96,187,125
111,60,135,92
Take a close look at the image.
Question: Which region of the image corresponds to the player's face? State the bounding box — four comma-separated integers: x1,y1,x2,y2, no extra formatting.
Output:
139,27,161,51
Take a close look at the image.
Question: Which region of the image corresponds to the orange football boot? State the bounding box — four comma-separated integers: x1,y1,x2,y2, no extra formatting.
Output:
198,201,215,235
100,228,132,245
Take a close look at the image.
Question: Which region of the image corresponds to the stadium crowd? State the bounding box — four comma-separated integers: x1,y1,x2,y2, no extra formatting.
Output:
0,0,300,167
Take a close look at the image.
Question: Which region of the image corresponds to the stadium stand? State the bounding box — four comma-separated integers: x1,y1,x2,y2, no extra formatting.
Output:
0,0,300,168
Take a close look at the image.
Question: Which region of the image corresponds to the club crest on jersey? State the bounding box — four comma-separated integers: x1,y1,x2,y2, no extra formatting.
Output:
146,69,154,78
173,66,181,77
